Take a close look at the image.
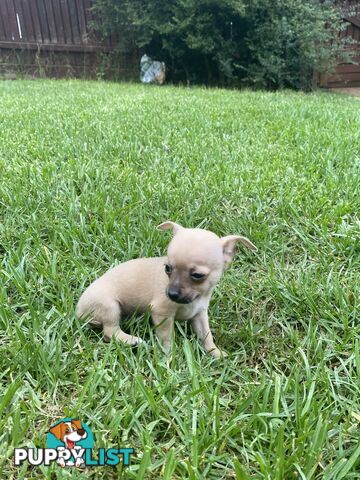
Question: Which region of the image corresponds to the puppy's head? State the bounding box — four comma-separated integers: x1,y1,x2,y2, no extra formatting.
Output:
157,221,257,304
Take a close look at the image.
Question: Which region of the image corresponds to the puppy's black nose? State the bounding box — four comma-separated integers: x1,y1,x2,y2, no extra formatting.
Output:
77,428,85,436
167,287,181,302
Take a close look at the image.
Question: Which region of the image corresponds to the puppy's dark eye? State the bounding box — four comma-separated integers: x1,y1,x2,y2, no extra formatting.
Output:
191,272,206,281
164,264,173,275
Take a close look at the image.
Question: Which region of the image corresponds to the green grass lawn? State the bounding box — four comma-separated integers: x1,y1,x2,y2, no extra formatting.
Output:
0,80,359,479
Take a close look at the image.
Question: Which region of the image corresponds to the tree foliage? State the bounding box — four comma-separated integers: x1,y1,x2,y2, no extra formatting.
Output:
92,0,354,90
243,0,353,90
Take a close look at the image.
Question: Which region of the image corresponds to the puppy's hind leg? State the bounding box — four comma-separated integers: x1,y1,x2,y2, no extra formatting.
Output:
101,302,143,346
78,299,143,346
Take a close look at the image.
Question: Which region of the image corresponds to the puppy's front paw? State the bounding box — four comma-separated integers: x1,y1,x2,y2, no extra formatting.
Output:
210,347,228,359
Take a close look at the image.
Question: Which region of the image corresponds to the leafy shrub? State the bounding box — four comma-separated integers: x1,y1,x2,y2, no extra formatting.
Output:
92,0,354,90
243,0,353,90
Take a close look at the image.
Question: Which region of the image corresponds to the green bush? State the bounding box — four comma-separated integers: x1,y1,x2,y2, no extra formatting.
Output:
243,0,353,90
92,0,353,90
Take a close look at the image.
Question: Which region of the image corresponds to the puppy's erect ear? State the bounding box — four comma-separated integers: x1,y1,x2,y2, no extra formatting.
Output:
221,235,257,265
157,221,183,235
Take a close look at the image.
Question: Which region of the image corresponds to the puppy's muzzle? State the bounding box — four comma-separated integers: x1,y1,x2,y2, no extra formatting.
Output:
166,287,192,304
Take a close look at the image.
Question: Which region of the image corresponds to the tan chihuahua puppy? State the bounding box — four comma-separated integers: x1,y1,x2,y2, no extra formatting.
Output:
76,221,257,358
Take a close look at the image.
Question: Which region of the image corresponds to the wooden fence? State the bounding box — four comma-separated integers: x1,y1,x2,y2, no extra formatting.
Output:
320,2,360,88
0,0,137,78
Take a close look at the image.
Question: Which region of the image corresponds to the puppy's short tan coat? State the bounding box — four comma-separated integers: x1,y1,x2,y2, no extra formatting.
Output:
76,222,256,358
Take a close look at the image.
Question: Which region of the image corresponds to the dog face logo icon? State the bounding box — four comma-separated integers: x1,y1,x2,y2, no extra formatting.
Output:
49,419,87,449
46,418,94,467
